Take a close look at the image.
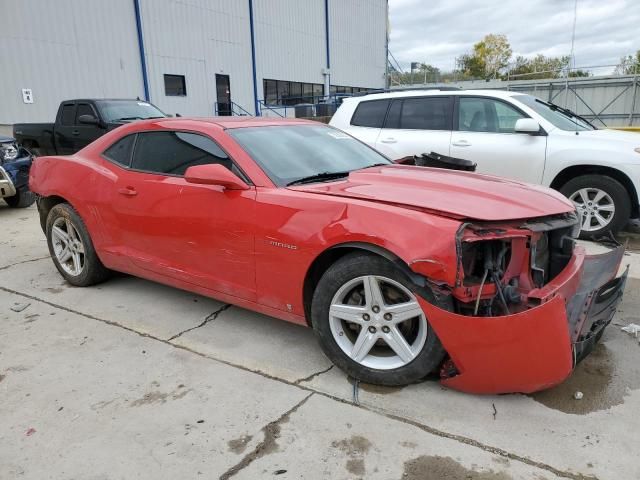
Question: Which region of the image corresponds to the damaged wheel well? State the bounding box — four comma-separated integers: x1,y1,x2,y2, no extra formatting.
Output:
302,243,425,326
36,195,68,232
550,165,638,217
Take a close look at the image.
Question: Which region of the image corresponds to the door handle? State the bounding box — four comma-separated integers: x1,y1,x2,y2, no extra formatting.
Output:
117,187,138,197
71,130,80,136
380,137,397,144
452,140,471,147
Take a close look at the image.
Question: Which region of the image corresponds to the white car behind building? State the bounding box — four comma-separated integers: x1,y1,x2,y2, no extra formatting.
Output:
330,89,640,238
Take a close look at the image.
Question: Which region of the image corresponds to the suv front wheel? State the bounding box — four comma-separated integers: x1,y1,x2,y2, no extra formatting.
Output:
560,175,630,239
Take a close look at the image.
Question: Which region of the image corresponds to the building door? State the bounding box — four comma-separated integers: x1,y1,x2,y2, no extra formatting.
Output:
216,74,232,116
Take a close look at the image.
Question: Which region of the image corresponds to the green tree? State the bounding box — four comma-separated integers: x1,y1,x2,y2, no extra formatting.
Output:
615,50,640,75
456,34,512,79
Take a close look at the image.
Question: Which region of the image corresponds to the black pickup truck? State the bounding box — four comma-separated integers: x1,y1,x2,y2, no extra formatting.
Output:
13,99,167,156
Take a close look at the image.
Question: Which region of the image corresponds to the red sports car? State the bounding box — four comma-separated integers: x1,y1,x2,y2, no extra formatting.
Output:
29,117,627,394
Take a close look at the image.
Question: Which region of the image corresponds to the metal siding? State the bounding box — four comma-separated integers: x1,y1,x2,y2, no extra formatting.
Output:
329,0,387,89
0,0,144,124
139,0,255,115
253,0,326,87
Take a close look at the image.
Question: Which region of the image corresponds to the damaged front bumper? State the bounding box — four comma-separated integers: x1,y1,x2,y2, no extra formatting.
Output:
418,244,627,394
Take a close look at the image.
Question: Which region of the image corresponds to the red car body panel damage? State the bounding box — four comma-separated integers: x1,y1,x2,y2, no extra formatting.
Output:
29,117,627,394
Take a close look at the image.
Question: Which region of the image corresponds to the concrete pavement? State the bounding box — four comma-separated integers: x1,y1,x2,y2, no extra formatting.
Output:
1,203,640,479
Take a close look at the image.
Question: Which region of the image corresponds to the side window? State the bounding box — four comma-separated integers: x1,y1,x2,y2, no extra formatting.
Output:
103,135,136,167
458,97,525,133
131,131,232,176
60,104,75,126
75,103,95,124
350,100,390,128
397,97,451,130
384,100,402,128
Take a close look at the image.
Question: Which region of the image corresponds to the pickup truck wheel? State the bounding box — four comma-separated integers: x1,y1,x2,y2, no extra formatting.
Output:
46,203,110,286
560,175,630,239
311,252,445,386
4,188,36,208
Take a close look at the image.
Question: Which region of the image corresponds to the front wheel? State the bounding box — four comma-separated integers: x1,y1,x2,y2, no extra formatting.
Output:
560,175,630,239
311,253,445,386
4,187,36,208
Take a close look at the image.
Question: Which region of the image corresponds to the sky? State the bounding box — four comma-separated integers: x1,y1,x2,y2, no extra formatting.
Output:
388,0,640,74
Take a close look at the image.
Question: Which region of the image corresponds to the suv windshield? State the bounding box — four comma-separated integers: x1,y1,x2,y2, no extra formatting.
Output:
228,125,391,186
97,100,166,122
516,95,594,131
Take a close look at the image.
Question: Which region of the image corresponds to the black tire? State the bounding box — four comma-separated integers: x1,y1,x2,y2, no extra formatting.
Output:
45,203,110,286
559,175,630,239
4,187,36,208
311,252,446,386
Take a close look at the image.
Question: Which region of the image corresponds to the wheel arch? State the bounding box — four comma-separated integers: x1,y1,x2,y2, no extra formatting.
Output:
302,242,428,326
550,165,639,217
37,195,73,232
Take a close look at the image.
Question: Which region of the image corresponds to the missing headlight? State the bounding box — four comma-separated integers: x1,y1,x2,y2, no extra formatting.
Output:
461,239,512,285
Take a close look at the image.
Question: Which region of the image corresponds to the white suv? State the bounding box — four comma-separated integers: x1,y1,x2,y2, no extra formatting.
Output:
330,89,640,238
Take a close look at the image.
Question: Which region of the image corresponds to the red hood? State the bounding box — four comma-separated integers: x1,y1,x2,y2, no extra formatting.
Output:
290,165,575,221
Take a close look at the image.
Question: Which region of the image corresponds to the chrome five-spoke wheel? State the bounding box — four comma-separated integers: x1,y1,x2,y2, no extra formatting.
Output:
329,275,426,370
51,216,85,276
569,188,615,232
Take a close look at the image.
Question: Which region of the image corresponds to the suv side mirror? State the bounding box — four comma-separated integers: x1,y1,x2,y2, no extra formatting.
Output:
514,118,541,134
184,164,249,190
78,114,100,125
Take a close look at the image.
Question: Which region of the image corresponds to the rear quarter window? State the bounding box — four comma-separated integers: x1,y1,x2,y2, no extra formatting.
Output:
350,100,390,128
103,134,136,167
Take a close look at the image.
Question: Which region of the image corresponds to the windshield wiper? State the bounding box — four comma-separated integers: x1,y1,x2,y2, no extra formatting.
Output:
115,116,143,121
544,101,596,129
287,171,350,186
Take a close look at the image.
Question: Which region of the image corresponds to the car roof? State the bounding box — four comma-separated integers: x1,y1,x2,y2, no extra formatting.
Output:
130,116,318,130
345,89,525,102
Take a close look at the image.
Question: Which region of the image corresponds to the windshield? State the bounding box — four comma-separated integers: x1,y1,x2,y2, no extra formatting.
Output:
97,101,166,122
228,125,392,186
516,95,594,131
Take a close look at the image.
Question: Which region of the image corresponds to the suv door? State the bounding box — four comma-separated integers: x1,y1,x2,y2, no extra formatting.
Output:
73,103,104,151
54,102,78,154
374,96,453,161
450,96,547,183
104,130,257,300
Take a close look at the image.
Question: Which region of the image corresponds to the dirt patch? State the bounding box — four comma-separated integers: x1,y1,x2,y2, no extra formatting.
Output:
129,385,191,407
402,455,511,480
529,286,640,414
0,374,5,383
45,287,64,294
228,435,253,454
332,435,372,476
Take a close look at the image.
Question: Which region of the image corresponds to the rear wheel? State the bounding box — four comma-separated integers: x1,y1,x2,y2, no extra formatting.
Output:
560,175,630,239
46,203,110,286
4,187,36,208
311,253,445,386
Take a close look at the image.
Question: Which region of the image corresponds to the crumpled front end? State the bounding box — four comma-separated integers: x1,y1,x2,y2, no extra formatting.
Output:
415,212,627,394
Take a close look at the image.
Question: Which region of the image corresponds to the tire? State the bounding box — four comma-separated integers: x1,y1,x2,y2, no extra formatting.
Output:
560,175,630,239
311,252,446,386
45,203,110,286
4,187,36,208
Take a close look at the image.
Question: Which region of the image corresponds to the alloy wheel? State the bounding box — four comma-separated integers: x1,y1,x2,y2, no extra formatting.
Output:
569,188,615,232
51,217,85,276
329,275,427,370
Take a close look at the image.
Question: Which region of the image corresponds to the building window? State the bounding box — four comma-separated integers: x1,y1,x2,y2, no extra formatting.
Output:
164,74,187,96
263,79,324,106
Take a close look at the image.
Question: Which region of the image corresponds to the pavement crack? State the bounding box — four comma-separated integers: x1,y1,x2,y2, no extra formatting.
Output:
293,365,334,385
219,393,313,480
167,304,231,341
0,285,596,480
0,256,50,271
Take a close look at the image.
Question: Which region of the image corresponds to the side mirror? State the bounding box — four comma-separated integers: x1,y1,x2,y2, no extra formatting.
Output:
175,113,182,117
184,164,249,190
514,118,541,134
78,114,100,125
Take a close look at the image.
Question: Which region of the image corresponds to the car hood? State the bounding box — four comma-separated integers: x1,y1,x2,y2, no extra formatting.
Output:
290,165,575,221
576,128,640,144
0,135,15,143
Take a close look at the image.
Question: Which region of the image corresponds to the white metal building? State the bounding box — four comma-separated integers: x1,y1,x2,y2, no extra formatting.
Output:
0,0,388,127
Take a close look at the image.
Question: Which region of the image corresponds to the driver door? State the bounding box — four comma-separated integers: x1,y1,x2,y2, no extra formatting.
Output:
107,130,257,301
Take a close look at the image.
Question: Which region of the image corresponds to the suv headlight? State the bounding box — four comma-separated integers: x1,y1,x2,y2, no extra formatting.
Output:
0,143,19,162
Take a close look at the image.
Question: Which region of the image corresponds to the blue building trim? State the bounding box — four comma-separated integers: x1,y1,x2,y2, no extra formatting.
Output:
248,0,260,116
133,0,150,101
324,0,331,69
